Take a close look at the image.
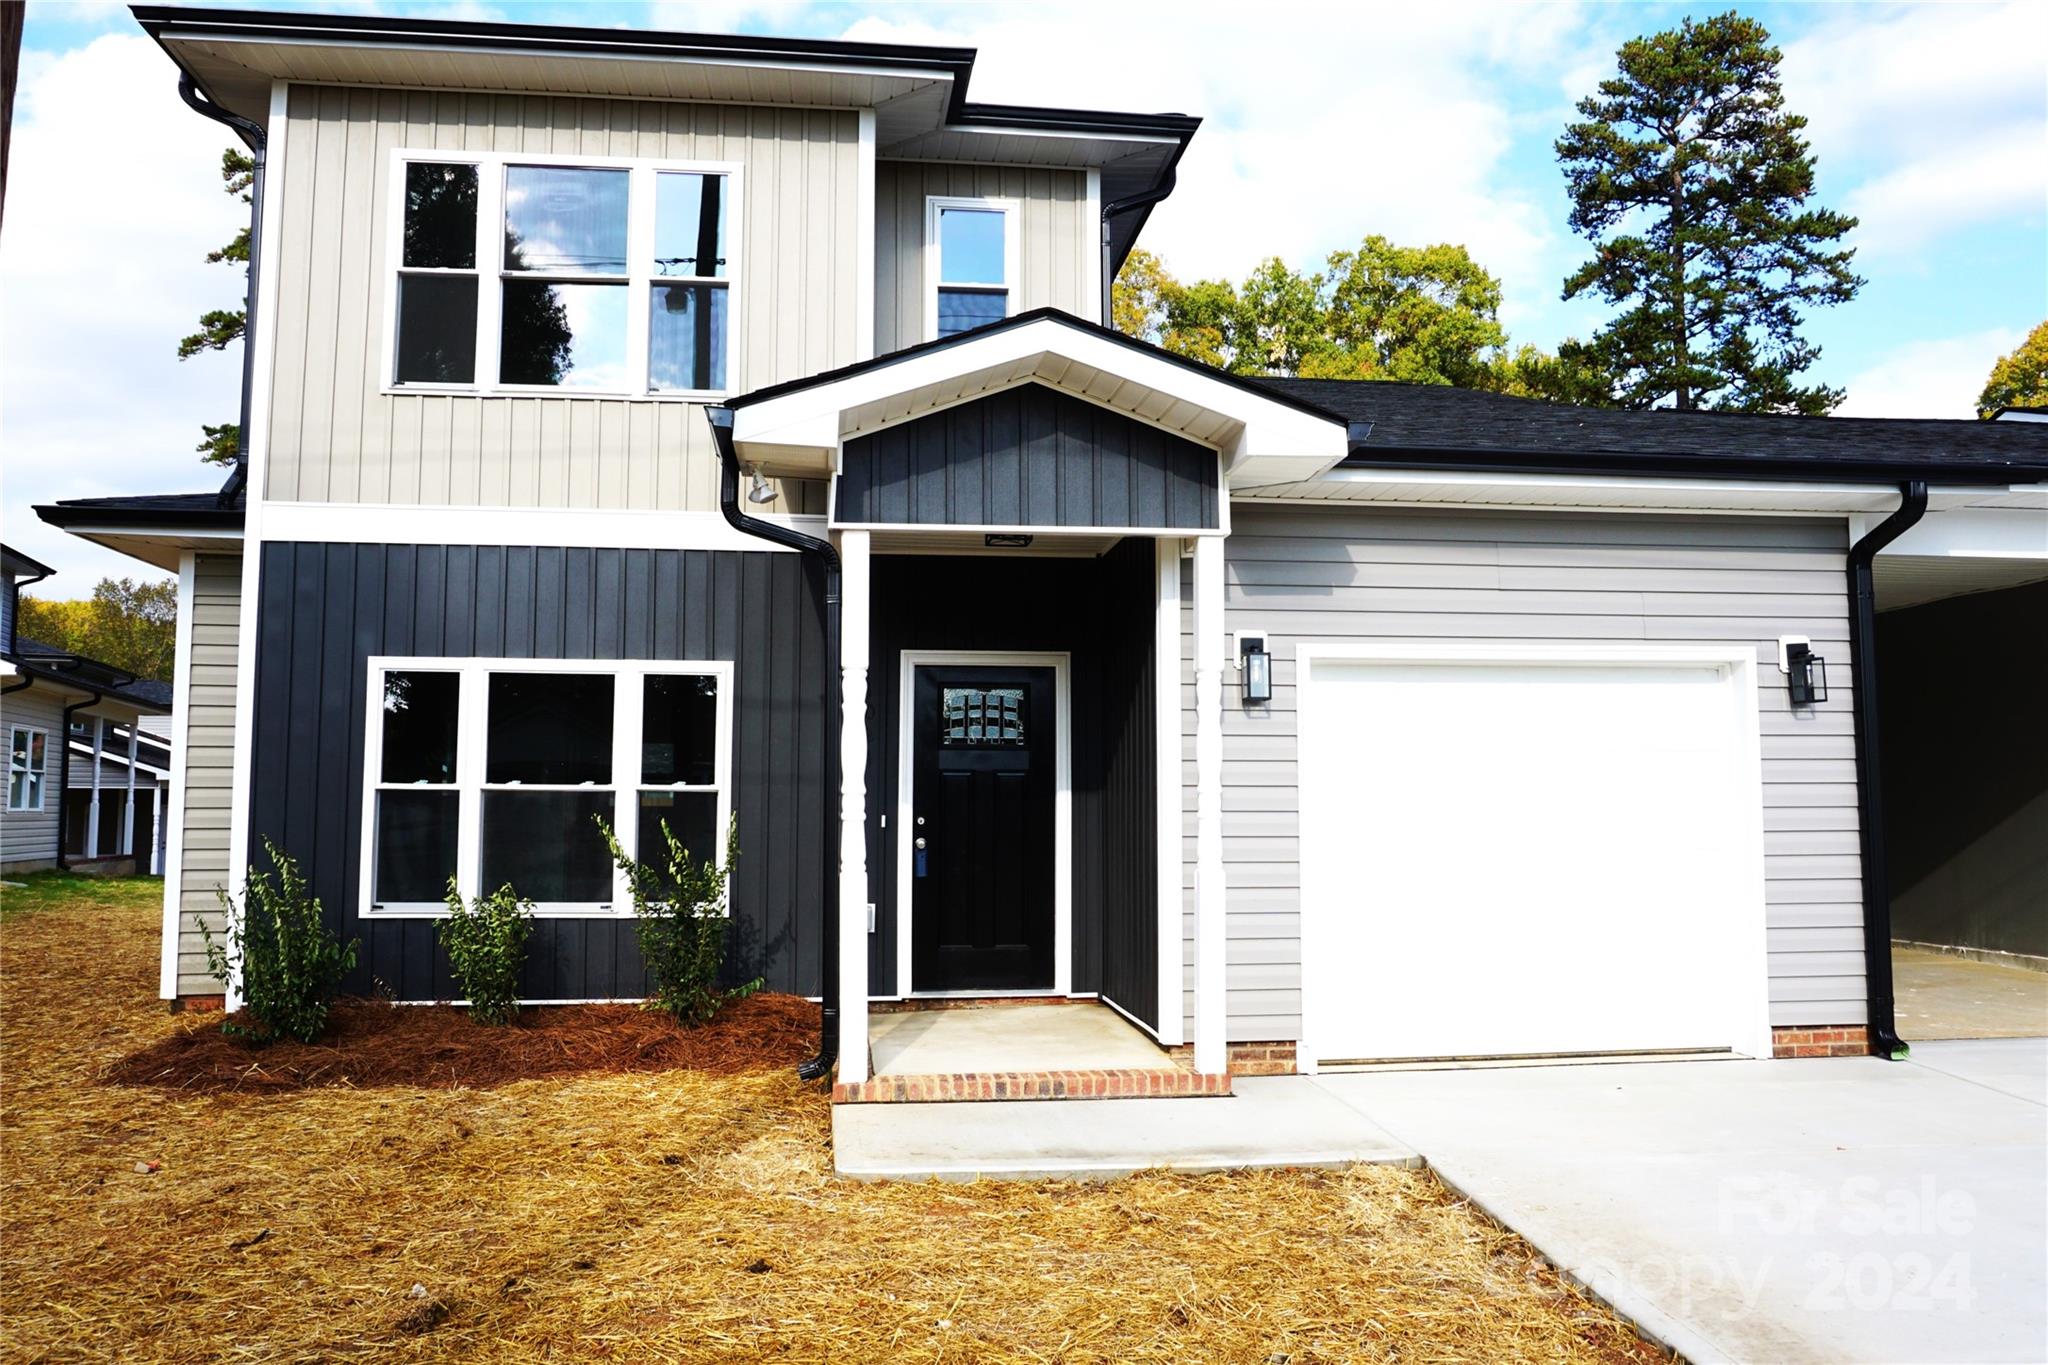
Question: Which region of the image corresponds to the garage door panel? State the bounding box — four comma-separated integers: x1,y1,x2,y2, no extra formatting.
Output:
1301,651,1772,1065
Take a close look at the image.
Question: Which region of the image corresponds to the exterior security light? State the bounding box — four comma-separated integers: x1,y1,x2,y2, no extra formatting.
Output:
746,465,776,504
1778,635,1828,706
1238,631,1272,705
1786,640,1827,705
984,533,1034,548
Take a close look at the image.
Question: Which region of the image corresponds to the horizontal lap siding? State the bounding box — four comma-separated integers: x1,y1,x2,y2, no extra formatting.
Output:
874,161,1090,355
0,689,64,867
177,554,244,994
836,386,1220,530
266,85,855,514
1183,504,1864,1041
248,542,826,1002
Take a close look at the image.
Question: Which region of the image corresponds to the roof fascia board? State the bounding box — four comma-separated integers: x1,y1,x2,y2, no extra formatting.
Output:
1337,447,2048,487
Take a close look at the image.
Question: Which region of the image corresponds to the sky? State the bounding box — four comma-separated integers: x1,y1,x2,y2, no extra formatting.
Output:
3,0,2044,587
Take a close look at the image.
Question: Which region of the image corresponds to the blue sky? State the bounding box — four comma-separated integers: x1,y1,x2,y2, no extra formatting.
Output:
4,0,2044,584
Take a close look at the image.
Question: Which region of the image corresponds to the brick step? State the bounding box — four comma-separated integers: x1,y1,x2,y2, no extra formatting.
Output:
832,1068,1232,1104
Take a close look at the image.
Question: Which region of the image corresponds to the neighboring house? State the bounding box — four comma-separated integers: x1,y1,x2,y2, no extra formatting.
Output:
2,545,172,874
37,8,2048,1085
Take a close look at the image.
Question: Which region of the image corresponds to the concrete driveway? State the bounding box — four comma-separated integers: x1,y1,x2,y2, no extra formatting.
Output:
1312,1039,2048,1365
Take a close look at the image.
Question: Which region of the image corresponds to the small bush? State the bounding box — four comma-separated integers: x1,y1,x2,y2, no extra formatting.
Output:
597,815,753,1026
438,881,535,1025
201,838,359,1045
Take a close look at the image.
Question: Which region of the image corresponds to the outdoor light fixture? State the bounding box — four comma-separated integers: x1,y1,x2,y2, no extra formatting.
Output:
745,465,776,504
1778,635,1828,706
984,533,1034,549
1238,630,1272,705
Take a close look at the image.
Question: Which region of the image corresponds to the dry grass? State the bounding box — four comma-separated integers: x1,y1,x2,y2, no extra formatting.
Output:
1,874,1663,1363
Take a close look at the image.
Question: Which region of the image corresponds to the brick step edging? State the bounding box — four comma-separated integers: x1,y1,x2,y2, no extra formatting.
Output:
832,1068,1232,1103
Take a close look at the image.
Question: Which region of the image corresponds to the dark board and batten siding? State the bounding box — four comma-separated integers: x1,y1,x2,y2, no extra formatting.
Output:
835,386,1221,530
249,543,828,1002
865,542,1159,1026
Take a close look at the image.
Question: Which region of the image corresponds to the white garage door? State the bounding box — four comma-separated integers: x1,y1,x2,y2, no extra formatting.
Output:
1298,647,1773,1067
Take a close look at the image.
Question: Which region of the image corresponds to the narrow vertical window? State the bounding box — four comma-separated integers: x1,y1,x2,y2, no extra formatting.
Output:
393,162,480,384
934,203,1010,338
8,727,46,811
499,165,630,389
370,671,461,906
636,672,721,864
647,171,731,393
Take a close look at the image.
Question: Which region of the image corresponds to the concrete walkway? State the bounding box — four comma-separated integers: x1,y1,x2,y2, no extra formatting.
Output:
1311,1040,2048,1365
1894,945,2048,1040
833,1075,1418,1181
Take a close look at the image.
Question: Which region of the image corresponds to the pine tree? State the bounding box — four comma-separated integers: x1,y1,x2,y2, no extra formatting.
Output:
1557,12,1860,414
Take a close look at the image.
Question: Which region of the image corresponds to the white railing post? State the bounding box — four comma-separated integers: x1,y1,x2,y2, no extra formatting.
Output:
85,717,105,859
122,724,138,856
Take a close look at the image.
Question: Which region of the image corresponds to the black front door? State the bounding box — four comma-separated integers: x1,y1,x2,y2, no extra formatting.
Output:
911,665,1057,992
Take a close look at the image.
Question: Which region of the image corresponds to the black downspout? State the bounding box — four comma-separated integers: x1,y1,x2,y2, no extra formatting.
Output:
56,689,106,871
1098,165,1178,326
1847,480,1928,1060
5,561,51,655
705,407,842,1083
176,72,265,506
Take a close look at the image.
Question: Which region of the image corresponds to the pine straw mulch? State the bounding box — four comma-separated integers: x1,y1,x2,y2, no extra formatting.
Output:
0,875,1666,1365
105,993,822,1091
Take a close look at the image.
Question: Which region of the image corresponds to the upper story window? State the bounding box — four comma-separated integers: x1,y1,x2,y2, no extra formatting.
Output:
388,152,738,399
9,727,46,812
925,196,1018,340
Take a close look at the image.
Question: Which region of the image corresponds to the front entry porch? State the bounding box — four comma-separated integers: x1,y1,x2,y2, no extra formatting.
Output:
834,999,1229,1103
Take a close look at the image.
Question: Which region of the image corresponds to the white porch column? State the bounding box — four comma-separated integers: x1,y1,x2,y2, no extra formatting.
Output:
1154,537,1186,1046
150,783,164,875
836,529,873,1086
1191,534,1228,1076
122,725,138,856
86,717,105,859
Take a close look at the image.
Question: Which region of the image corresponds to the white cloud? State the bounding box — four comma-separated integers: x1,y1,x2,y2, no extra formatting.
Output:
1782,2,2048,257
1835,327,2023,419
0,34,243,587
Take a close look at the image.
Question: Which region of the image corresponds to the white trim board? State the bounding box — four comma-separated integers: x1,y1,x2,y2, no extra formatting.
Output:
259,502,826,550
1292,641,1772,1072
893,650,1073,999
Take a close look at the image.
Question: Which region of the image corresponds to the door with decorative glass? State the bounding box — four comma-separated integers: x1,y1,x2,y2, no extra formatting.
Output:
909,665,1057,991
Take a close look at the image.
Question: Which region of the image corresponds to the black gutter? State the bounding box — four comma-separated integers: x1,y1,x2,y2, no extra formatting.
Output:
1332,447,2048,487
56,688,107,870
704,407,841,1084
1099,163,1179,325
175,72,265,494
1846,480,1928,1060
6,559,52,654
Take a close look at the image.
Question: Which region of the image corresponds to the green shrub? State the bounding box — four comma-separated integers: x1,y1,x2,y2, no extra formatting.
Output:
596,815,753,1026
438,881,535,1025
201,838,359,1045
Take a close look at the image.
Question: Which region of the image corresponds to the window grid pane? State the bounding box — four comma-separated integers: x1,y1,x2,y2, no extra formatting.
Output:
654,172,727,279
482,791,616,903
503,165,630,275
499,280,628,389
485,674,614,785
402,162,478,269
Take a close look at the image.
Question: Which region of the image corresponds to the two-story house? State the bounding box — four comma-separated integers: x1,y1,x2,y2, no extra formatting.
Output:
41,6,2048,1103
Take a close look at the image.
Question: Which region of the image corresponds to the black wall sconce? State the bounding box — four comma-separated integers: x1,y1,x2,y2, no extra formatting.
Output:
1779,635,1828,706
1238,630,1272,705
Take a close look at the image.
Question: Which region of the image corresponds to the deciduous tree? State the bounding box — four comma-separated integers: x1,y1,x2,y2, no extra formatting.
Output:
1977,321,2048,418
17,578,177,681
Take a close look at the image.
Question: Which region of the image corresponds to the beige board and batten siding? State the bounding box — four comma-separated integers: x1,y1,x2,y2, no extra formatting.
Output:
175,554,242,997
263,84,860,514
1181,503,1866,1043
0,687,65,869
874,161,1094,355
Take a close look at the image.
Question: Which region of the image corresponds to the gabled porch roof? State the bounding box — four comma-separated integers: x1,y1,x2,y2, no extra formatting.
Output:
726,309,1353,489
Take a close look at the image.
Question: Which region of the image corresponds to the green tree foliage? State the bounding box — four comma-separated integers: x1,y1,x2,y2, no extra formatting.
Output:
202,838,360,1045
179,148,255,464
597,816,754,1026
1977,321,2048,418
17,578,177,681
1111,240,1612,402
1556,12,1860,414
438,881,535,1026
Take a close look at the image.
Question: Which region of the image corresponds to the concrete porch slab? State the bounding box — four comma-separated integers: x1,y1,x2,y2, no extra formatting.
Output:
832,1075,1419,1181
868,1001,1172,1076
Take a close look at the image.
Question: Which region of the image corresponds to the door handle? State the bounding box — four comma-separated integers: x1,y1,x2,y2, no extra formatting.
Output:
914,837,927,850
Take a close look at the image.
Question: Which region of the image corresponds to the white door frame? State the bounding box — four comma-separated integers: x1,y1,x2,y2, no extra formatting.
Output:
1293,640,1772,1072
895,649,1073,998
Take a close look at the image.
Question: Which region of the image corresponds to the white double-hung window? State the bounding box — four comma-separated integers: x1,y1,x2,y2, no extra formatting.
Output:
387,152,739,397
925,196,1018,340
8,726,47,811
361,659,732,916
